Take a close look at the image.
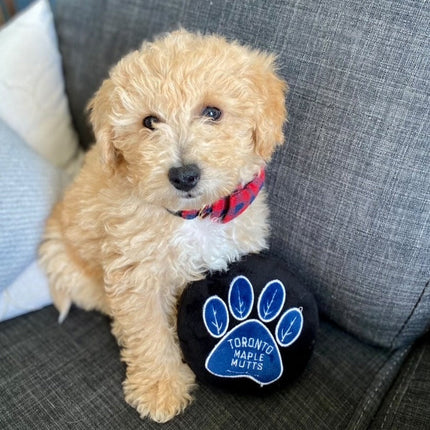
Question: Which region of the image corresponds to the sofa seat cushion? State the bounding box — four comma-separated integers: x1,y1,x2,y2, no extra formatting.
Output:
370,331,430,429
53,0,430,348
0,306,408,429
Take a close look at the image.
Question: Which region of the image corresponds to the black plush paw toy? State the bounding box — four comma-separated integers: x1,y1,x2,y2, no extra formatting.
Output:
177,253,319,393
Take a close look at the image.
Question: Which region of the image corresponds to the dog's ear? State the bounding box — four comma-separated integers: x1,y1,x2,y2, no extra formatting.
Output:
87,78,118,172
251,54,288,161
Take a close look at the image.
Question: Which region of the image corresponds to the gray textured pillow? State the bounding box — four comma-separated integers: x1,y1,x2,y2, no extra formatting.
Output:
53,0,429,348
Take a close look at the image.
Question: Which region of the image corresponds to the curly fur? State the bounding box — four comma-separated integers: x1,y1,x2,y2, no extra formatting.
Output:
39,30,287,422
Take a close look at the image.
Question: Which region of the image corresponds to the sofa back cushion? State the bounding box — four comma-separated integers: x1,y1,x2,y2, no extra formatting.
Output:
53,0,430,348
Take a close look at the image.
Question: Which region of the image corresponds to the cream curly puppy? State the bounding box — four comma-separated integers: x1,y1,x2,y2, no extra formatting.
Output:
39,30,287,422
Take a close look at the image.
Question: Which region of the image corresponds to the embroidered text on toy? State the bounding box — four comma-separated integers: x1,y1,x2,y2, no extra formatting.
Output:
228,335,275,371
228,336,275,353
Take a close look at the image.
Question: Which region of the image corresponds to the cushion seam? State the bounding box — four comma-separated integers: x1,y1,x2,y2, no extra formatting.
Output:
379,345,425,429
348,346,409,430
390,279,430,349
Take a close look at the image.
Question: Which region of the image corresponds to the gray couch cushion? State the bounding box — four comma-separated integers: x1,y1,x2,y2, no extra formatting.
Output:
370,331,430,429
53,0,430,348
0,306,408,429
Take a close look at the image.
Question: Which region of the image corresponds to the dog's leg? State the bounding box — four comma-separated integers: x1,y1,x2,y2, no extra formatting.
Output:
39,209,110,321
105,267,196,423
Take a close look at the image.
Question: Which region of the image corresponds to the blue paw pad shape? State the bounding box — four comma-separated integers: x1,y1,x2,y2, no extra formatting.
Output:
203,276,303,386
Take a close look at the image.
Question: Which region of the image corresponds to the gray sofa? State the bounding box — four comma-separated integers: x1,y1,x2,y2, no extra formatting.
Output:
1,0,429,428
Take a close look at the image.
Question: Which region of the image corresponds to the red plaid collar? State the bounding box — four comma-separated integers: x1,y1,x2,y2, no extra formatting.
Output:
172,169,265,223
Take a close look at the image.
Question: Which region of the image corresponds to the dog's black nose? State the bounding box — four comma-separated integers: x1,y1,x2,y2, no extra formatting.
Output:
168,164,201,192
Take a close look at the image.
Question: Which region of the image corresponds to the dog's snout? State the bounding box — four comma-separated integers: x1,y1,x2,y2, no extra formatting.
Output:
168,164,201,192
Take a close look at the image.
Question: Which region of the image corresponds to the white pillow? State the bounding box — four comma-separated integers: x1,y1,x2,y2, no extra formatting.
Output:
0,0,80,170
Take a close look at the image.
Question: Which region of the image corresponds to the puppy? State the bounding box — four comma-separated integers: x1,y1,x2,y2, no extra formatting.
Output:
39,30,287,422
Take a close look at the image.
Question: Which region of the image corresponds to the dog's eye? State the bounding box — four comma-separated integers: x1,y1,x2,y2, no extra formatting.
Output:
201,106,222,121
143,116,159,130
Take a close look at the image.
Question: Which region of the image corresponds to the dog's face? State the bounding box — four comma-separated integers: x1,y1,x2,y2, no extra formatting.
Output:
89,30,287,212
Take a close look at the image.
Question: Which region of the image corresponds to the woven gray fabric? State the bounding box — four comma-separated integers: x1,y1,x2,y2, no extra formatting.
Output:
370,332,430,430
0,306,408,430
52,0,430,348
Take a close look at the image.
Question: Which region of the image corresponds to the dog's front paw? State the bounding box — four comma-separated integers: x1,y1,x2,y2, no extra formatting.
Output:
124,363,196,423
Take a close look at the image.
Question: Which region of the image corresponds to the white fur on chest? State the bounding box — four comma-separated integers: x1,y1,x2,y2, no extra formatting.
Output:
173,218,244,275
162,195,268,283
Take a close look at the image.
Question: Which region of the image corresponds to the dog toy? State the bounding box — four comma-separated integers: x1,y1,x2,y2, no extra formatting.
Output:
177,253,318,393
